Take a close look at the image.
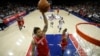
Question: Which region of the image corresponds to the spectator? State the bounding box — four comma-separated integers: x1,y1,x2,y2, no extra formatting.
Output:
0,17,4,30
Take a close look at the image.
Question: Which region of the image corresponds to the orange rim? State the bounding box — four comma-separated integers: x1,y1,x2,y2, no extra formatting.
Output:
76,22,100,46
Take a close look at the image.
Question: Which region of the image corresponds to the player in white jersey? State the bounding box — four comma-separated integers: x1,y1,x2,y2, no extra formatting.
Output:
50,19,54,28
49,14,55,28
58,17,64,32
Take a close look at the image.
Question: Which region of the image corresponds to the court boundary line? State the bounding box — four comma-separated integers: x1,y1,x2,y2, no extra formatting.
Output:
69,34,87,56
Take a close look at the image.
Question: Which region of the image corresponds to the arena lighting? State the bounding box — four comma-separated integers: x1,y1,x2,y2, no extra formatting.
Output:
8,51,14,56
76,22,100,46
66,49,71,55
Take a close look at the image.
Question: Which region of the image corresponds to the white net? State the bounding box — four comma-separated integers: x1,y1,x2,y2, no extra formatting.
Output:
73,32,100,56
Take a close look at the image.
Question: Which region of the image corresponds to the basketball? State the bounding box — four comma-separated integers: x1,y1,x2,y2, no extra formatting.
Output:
38,0,50,13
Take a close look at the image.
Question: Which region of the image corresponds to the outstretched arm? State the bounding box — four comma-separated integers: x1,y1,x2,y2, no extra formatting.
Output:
41,12,48,34
31,40,35,56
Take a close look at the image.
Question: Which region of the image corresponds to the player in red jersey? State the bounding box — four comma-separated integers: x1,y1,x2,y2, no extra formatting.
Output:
16,16,25,30
57,7,59,15
31,12,50,56
61,28,69,56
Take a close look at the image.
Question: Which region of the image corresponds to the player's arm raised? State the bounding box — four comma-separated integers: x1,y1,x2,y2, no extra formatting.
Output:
41,12,48,34
31,40,35,56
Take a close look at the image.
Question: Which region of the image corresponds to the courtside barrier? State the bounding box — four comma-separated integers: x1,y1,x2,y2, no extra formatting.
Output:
3,11,26,25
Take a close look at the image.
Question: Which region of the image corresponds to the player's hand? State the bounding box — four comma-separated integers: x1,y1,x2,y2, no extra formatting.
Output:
41,11,45,14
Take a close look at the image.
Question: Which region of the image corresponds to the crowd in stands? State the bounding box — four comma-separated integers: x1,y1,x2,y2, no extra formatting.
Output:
0,1,100,30
0,2,35,19
0,2,35,30
1,1,100,23
65,2,100,23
